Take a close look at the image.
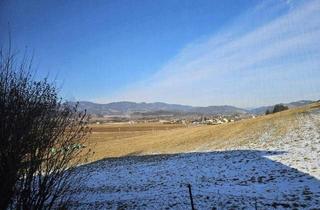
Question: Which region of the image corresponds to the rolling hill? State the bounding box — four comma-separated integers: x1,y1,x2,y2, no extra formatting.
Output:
74,102,320,209
86,102,320,159
74,101,248,116
71,100,316,117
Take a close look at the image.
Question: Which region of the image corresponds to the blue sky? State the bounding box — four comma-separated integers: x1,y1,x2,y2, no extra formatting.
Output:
1,0,319,107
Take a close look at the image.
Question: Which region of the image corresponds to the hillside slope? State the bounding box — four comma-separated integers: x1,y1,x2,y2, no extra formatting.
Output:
87,102,320,160
71,102,320,209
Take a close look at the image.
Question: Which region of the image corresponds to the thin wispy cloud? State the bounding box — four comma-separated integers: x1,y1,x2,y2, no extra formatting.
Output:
100,0,320,107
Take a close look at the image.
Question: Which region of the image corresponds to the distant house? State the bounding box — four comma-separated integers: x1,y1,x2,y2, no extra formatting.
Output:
128,120,136,125
216,119,223,124
159,120,170,124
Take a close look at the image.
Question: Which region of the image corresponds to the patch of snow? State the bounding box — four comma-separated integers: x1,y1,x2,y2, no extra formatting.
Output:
68,110,320,209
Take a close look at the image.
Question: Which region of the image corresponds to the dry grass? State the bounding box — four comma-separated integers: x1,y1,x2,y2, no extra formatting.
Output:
84,102,320,162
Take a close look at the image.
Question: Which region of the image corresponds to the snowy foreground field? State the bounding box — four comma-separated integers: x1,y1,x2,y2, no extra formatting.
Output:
70,109,320,209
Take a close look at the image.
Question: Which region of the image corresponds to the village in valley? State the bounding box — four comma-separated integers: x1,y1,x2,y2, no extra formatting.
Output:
91,113,250,125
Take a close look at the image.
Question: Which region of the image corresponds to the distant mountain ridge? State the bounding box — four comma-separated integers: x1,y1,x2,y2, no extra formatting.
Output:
73,101,247,116
72,100,315,116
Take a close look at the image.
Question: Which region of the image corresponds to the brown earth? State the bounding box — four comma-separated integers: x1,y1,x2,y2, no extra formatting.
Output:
84,102,320,162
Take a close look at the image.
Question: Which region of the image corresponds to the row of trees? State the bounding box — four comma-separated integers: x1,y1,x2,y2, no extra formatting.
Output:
0,47,91,209
265,104,289,115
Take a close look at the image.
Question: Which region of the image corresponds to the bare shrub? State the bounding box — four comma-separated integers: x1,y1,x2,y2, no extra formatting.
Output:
0,47,91,209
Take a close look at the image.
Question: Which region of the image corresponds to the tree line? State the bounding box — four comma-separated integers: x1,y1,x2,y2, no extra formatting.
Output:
265,104,289,115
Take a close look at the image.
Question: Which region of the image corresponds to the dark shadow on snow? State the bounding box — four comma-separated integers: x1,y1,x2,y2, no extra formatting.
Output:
74,150,320,209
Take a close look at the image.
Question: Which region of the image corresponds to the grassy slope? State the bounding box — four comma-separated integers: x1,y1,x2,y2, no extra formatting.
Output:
86,102,320,161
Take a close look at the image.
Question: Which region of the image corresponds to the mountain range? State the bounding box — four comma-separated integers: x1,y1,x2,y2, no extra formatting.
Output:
71,100,315,116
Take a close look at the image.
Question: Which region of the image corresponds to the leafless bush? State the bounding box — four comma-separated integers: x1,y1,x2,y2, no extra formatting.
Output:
0,47,91,209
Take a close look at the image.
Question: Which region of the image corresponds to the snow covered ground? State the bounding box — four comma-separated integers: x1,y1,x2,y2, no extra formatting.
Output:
69,109,320,209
